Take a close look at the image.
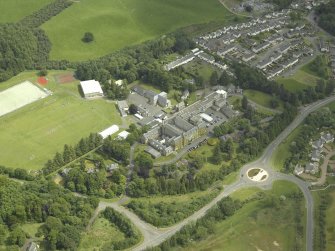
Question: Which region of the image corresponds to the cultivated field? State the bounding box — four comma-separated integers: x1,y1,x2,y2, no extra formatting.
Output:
0,71,121,170
0,0,52,23
0,81,48,117
42,0,234,61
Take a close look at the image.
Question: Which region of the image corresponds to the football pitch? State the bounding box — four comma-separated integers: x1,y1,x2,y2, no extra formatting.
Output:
0,81,48,117
42,0,234,61
0,71,121,170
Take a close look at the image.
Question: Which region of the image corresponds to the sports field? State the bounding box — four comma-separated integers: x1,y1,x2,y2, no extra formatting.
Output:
0,0,53,23
0,71,121,170
0,81,48,117
42,0,234,61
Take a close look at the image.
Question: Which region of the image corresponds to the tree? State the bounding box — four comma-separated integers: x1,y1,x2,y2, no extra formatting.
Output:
210,71,219,86
135,152,153,178
244,5,253,12
7,227,26,247
82,32,94,43
129,104,138,114
242,96,249,110
38,69,48,76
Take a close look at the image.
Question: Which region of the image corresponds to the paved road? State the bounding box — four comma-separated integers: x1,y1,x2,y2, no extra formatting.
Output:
97,95,335,251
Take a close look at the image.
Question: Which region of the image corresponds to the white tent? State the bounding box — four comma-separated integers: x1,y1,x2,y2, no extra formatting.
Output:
118,130,130,140
99,125,119,139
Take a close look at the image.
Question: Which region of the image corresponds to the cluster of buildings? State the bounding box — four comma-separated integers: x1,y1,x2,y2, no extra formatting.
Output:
295,132,334,175
194,9,316,81
164,48,227,72
132,86,171,108
140,90,237,158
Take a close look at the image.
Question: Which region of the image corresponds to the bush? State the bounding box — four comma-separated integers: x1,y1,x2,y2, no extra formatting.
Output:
82,32,94,43
207,138,218,146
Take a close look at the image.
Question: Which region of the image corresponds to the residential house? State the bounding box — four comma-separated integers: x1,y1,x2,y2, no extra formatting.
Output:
305,162,319,174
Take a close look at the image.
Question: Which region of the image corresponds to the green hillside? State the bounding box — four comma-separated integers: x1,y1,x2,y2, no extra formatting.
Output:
42,0,234,61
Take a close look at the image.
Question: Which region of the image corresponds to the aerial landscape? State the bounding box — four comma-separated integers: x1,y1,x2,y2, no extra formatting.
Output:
0,0,335,250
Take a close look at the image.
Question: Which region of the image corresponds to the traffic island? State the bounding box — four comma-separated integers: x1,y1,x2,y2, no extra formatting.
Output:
247,168,269,182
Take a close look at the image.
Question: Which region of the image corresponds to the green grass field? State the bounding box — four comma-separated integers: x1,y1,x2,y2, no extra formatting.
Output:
78,217,124,251
42,0,234,61
325,189,335,251
0,71,121,170
276,68,322,93
0,0,52,23
271,126,302,171
243,89,283,110
179,181,305,251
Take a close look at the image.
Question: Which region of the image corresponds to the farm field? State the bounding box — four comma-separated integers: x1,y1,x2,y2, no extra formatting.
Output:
0,71,121,170
42,0,235,61
179,181,306,251
0,0,52,23
78,217,124,251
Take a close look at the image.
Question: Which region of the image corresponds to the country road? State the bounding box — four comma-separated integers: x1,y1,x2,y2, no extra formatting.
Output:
92,95,335,251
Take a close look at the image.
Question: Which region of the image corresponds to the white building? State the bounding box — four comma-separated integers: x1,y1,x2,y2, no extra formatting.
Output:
80,80,104,99
118,130,130,140
99,125,119,139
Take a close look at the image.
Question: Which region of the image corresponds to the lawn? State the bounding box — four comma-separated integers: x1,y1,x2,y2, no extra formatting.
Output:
276,77,311,92
78,216,124,251
21,223,43,238
276,67,322,93
271,126,303,171
42,0,235,61
0,0,52,23
0,71,121,170
179,181,305,251
243,89,283,110
183,58,222,84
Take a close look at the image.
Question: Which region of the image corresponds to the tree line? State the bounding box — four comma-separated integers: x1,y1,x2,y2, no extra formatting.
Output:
18,0,73,29
43,133,103,175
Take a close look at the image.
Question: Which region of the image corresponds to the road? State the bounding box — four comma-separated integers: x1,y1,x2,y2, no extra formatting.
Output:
92,95,335,251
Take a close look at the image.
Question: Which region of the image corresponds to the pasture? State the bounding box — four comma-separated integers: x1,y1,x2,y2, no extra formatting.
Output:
42,0,234,61
0,71,121,170
0,0,52,23
182,181,306,251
